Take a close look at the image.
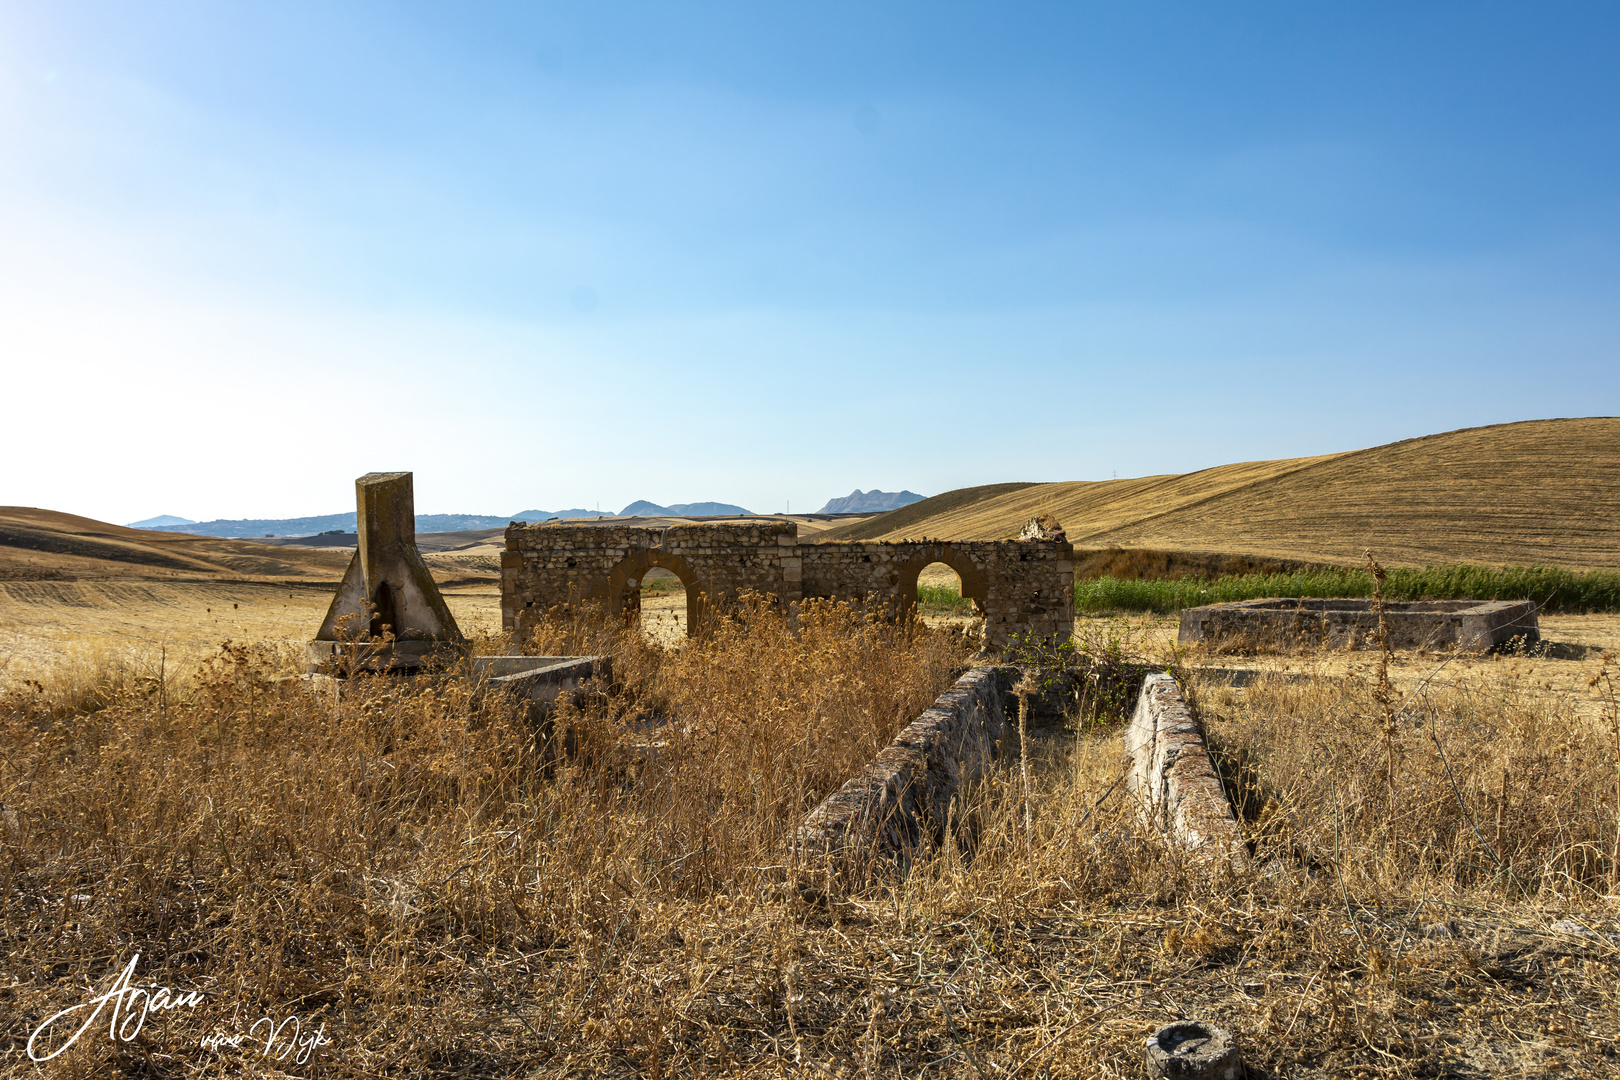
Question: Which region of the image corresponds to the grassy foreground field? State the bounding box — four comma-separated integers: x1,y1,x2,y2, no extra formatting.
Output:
823,418,1620,571
4,599,1620,1077
6,490,1620,1076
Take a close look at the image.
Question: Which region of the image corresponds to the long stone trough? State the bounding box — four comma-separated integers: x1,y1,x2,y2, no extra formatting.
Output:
794,666,1015,867
1179,597,1538,652
1124,673,1246,867
793,664,1247,872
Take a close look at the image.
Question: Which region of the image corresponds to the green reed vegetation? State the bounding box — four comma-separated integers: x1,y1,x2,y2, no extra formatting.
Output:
1076,563,1620,615
916,581,977,615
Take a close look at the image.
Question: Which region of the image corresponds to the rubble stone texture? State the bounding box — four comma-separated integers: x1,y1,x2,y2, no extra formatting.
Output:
1124,673,1247,867
500,521,1074,651
793,665,1014,865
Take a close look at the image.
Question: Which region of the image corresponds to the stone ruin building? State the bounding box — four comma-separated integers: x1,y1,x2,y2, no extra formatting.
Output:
500,520,1075,651
305,472,1076,666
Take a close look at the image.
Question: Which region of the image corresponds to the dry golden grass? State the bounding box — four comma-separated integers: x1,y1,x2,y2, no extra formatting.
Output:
822,418,1620,570
3,600,1619,1076
0,580,504,683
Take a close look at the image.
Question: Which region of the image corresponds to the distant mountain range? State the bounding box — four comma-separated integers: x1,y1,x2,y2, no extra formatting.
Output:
128,515,198,529
126,491,915,537
618,500,752,517
816,489,925,514
128,509,608,538
128,500,753,537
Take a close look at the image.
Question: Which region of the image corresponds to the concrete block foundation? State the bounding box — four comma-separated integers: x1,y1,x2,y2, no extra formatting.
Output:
1178,598,1539,652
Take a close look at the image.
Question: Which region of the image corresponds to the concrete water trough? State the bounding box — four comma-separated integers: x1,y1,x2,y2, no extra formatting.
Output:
1178,597,1539,652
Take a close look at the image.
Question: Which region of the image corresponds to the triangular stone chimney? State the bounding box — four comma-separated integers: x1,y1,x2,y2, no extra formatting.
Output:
307,471,465,671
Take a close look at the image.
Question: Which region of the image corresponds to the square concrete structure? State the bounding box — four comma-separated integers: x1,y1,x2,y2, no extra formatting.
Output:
1178,597,1539,652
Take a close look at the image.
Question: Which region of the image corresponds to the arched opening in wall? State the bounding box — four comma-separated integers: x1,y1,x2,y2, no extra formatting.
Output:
917,562,981,629
635,567,689,644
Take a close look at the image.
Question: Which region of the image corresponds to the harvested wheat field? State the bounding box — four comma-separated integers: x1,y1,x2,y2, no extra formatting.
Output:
0,506,504,679
821,418,1620,570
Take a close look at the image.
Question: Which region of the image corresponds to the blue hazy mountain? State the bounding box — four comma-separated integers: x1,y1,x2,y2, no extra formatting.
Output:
507,509,616,523
619,500,752,517
815,489,925,514
125,503,733,537
125,514,198,529
128,513,358,537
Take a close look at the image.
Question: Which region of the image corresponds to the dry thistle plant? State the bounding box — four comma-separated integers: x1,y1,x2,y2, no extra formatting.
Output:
1364,549,1400,790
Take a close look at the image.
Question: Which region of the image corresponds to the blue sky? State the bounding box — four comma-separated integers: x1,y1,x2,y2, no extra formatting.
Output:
2,2,1617,521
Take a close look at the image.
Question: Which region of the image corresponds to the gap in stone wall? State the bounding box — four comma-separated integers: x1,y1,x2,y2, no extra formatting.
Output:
637,566,688,645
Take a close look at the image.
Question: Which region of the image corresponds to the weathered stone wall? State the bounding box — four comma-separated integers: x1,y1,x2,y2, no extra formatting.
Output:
793,665,1014,866
1124,673,1246,868
501,521,798,634
798,539,1072,647
501,522,1073,651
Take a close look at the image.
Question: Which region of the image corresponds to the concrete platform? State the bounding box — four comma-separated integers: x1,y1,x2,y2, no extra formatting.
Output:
1178,597,1539,652
292,654,607,716
481,655,604,708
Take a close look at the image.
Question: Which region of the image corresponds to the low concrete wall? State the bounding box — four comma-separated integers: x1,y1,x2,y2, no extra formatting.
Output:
1179,598,1538,652
1124,673,1246,865
794,666,1013,864
485,655,605,709
293,655,608,718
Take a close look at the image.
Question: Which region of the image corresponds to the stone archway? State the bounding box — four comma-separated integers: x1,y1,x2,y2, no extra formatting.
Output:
605,549,706,637
895,543,987,620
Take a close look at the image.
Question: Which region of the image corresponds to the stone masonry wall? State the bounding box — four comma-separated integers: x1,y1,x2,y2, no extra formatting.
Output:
797,539,1072,648
1178,598,1539,652
501,522,1073,652
501,521,798,635
1124,672,1247,869
794,665,1014,866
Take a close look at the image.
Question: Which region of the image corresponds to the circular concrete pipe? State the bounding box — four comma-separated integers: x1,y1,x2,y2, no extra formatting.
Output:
1144,1021,1243,1080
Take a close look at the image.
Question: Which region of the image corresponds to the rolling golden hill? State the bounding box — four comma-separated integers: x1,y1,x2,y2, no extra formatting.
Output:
818,418,1620,570
0,506,354,582
0,508,502,675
